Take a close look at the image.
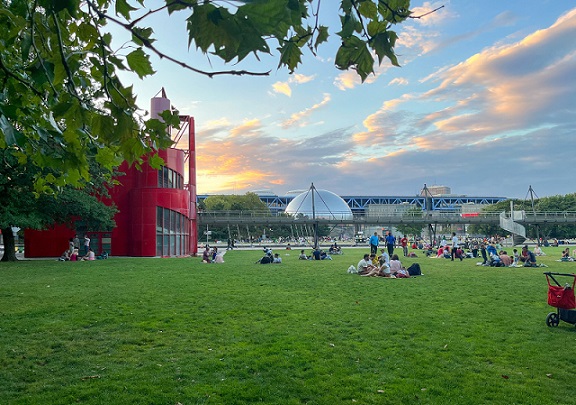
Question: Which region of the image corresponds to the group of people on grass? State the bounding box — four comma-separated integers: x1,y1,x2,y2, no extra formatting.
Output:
477,244,541,267
202,246,226,263
353,249,419,278
257,247,282,264
59,248,100,261
299,248,332,261
59,234,107,261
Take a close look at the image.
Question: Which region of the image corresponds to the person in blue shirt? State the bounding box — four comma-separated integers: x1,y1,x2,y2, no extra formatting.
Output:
369,232,379,255
521,245,537,267
385,231,396,256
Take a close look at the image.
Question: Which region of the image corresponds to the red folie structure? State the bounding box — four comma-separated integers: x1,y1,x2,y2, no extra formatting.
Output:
24,90,198,258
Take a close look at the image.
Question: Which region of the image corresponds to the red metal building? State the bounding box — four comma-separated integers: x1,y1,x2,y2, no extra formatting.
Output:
24,91,198,258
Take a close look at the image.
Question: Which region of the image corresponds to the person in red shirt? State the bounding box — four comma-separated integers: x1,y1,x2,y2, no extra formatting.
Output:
400,235,408,257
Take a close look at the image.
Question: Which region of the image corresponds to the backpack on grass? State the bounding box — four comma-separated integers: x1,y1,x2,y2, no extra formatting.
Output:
407,263,422,276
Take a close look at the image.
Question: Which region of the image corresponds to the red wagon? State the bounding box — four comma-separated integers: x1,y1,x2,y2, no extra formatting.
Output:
544,272,576,327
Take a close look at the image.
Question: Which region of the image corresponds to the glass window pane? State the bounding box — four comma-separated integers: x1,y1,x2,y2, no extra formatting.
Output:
156,235,163,256
157,207,163,233
163,167,169,188
170,235,176,255
163,208,170,234
163,233,169,256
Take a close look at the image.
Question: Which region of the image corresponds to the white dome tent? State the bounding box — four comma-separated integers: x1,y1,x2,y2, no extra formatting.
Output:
284,183,353,248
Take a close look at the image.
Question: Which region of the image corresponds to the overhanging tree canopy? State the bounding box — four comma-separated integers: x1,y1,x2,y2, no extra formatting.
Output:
0,0,421,191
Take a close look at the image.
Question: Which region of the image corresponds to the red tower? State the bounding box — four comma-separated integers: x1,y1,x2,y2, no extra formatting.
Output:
24,90,198,257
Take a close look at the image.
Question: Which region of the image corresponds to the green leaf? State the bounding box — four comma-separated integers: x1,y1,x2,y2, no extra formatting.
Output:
167,0,196,14
148,153,165,169
335,35,374,81
314,26,329,50
371,31,400,66
132,27,156,46
126,48,155,78
115,0,138,20
39,0,80,16
0,115,24,146
21,32,32,61
277,41,302,72
358,1,377,19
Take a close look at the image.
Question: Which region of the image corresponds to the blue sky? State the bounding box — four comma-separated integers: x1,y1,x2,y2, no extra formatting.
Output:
121,1,576,199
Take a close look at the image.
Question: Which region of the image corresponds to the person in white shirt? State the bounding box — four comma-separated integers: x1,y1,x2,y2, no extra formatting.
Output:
451,232,461,261
357,254,374,275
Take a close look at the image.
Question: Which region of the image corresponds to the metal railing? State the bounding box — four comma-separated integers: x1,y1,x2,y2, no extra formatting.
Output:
196,210,576,226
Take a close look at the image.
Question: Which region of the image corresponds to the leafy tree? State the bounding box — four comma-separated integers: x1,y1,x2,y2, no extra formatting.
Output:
525,194,576,240
203,193,269,212
202,193,270,241
467,195,576,239
466,200,510,238
0,0,421,191
1,0,428,258
0,148,117,261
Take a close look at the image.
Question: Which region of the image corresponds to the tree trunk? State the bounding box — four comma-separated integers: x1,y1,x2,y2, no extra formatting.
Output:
1,227,18,262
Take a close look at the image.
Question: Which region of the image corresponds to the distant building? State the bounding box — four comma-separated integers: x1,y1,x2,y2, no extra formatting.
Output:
420,185,451,196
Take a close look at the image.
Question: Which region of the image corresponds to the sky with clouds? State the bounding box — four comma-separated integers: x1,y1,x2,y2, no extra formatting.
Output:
122,1,576,199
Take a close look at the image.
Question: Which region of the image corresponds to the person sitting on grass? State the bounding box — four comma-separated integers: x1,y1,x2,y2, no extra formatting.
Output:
320,250,332,260
522,245,537,267
560,248,574,262
273,253,282,263
201,247,211,263
299,250,309,260
534,245,546,256
259,253,273,264
378,249,390,267
486,243,498,261
312,248,322,260
389,254,410,278
499,251,512,267
82,248,96,261
433,246,444,258
511,249,520,266
357,254,373,275
59,250,70,261
70,249,79,261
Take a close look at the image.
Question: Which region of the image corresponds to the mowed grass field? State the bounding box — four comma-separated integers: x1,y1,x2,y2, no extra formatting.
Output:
1,246,575,405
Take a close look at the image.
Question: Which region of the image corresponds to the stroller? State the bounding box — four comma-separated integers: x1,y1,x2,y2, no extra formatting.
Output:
544,272,576,327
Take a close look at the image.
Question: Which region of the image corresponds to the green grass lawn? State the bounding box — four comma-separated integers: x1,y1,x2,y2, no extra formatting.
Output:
1,247,575,405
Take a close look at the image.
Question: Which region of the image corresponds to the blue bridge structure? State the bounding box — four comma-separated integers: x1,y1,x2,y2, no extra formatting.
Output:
197,193,508,215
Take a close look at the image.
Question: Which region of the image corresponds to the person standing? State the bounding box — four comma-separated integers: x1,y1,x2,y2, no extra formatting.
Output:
83,235,91,256
451,232,461,261
400,235,408,257
385,231,396,256
68,238,75,255
73,234,80,250
369,232,379,255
